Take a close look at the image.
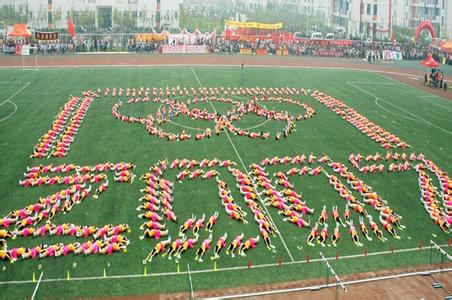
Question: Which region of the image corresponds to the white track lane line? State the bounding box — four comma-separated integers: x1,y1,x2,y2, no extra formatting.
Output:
190,67,295,262
0,243,448,285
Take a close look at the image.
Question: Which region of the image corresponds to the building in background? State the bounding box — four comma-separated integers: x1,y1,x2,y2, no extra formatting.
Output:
1,0,451,38
0,0,181,31
329,0,452,40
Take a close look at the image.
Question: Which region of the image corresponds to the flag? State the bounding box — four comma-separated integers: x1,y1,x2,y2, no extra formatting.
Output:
68,16,75,39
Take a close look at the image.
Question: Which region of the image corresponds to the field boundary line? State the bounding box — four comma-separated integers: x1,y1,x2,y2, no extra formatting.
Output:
0,243,448,285
347,82,452,135
30,272,43,300
214,268,452,299
190,67,295,262
0,81,31,122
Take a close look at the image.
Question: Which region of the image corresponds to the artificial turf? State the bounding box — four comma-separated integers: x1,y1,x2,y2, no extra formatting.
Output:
0,66,450,299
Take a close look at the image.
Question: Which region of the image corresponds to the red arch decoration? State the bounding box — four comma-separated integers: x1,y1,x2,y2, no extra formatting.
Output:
414,21,436,42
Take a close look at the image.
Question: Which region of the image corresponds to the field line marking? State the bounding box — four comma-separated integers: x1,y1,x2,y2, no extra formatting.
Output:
374,98,424,124
416,95,452,112
30,272,43,300
0,82,24,84
167,119,206,131
242,119,269,130
0,243,449,285
0,101,18,122
375,73,452,112
0,82,31,105
215,268,452,299
347,82,452,135
349,82,424,123
187,264,195,299
190,67,295,262
0,82,31,122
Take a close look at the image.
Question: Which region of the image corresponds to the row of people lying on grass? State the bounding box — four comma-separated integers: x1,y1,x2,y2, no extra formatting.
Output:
30,97,79,158
124,86,306,98
311,91,409,149
0,236,129,263
417,165,451,232
349,152,425,164
24,162,135,178
0,223,130,251
19,170,136,187
106,86,307,99
20,161,135,187
306,216,387,248
31,96,93,158
19,171,134,188
1,184,96,231
260,153,319,167
143,233,260,264
421,159,452,221
168,158,236,170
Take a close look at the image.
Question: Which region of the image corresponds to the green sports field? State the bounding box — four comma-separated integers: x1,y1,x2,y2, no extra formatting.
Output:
0,65,451,299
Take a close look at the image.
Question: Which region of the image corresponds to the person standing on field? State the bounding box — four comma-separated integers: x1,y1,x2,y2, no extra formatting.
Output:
241,62,245,85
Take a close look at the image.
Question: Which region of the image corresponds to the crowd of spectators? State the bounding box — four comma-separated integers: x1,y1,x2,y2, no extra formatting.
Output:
2,34,452,65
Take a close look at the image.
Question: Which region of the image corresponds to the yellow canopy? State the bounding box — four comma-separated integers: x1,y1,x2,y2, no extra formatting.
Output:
225,21,283,30
441,40,452,51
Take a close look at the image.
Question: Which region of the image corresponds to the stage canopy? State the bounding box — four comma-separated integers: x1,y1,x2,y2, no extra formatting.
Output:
8,23,32,37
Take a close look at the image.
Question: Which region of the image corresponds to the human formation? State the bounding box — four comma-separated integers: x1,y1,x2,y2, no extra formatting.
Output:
139,158,280,263
2,152,450,266
252,154,410,248
349,152,451,231
31,90,99,158
0,162,134,263
28,85,413,162
110,86,315,141
311,91,410,149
